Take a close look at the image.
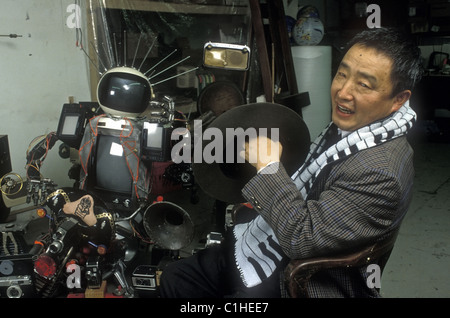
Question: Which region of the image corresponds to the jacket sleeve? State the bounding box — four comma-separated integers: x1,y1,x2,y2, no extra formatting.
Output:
241,150,411,260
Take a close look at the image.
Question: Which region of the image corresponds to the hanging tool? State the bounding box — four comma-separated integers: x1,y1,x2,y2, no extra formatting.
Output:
0,34,22,38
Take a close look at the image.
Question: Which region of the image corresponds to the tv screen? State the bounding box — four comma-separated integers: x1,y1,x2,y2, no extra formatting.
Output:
95,134,132,195
97,71,152,115
144,123,163,149
60,114,80,136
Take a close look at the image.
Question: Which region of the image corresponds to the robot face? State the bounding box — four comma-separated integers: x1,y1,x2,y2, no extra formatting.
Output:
97,67,153,118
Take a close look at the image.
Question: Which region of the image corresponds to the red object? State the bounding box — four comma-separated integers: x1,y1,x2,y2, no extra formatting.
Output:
67,293,85,298
67,293,123,298
33,240,44,247
36,208,47,218
65,259,78,268
150,162,182,195
34,254,57,278
242,202,254,209
82,245,92,255
105,293,124,298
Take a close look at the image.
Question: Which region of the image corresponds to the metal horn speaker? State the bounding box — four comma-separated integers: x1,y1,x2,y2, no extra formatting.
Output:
143,201,194,250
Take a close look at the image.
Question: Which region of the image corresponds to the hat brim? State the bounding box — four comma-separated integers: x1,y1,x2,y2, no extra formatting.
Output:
192,103,311,203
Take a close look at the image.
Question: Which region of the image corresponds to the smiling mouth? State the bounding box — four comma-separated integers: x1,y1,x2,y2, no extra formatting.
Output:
337,104,355,114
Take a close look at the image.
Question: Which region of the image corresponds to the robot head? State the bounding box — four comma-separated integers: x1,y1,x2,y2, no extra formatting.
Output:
97,66,153,118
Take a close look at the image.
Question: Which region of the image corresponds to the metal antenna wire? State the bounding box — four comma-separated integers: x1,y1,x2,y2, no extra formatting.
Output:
138,37,157,71
144,49,177,76
149,56,191,80
80,46,102,75
131,33,144,68
90,42,108,72
152,67,199,86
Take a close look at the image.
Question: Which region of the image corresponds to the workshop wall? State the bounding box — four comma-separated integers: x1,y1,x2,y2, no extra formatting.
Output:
0,0,90,191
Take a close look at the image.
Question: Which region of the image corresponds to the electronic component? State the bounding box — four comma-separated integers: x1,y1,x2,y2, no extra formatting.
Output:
0,251,36,298
47,217,79,255
132,265,157,291
94,134,133,195
141,122,171,162
85,256,102,289
206,232,223,247
141,96,175,162
163,163,194,188
0,275,33,298
0,136,12,222
0,136,11,176
56,102,97,149
203,42,250,71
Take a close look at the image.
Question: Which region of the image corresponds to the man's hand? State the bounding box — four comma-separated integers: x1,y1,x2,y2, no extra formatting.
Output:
240,135,283,171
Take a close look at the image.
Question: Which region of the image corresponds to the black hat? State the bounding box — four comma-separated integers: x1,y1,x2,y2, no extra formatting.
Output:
192,103,310,203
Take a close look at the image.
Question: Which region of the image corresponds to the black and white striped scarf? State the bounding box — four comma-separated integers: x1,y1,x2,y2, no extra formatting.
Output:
234,101,416,288
292,101,417,197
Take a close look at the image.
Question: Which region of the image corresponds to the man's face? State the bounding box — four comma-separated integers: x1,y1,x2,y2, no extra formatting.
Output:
331,44,409,131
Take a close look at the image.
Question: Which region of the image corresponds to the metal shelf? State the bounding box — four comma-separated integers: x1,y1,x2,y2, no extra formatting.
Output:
101,0,248,15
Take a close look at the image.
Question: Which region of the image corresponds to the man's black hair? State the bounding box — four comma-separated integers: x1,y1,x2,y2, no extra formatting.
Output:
346,27,423,97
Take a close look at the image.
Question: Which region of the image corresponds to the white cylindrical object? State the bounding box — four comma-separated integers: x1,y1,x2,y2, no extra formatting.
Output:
291,46,332,140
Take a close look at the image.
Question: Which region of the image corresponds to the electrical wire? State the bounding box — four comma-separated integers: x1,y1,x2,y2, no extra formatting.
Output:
129,219,153,244
25,132,57,180
75,0,83,48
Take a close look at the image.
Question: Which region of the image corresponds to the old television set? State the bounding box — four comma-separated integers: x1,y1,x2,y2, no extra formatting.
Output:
56,103,87,149
80,115,150,212
85,133,135,211
97,67,153,118
141,122,171,162
93,134,133,195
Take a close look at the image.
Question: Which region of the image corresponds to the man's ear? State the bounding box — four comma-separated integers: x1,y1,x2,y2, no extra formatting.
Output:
392,90,411,112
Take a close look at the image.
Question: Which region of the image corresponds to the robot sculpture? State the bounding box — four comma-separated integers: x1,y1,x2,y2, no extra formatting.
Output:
0,31,199,298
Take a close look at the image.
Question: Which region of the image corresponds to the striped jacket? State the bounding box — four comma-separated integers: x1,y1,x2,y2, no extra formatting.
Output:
242,135,414,297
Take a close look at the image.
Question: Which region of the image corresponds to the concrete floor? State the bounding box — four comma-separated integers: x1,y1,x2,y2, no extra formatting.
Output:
381,129,450,298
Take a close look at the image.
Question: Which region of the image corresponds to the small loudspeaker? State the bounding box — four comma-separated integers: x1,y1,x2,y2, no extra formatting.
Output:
203,42,250,71
0,135,12,222
0,136,11,177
